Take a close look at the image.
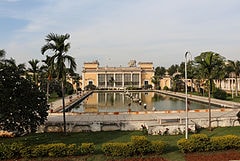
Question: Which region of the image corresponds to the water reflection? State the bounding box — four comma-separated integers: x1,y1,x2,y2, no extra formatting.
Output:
70,92,217,113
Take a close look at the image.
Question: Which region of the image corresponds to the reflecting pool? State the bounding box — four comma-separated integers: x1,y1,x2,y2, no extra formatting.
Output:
69,91,219,113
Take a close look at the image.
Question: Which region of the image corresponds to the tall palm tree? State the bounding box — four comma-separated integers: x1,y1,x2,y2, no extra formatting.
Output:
226,60,240,97
195,51,225,131
41,33,76,134
28,59,40,85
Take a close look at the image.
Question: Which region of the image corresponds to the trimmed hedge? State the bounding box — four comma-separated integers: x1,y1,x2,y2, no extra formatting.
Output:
102,142,133,157
102,135,166,157
0,142,95,160
177,134,240,153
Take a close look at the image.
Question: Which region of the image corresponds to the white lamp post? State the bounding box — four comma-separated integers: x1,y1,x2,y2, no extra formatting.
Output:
185,51,191,139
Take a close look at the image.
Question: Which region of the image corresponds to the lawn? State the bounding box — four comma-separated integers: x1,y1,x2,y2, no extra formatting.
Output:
1,126,240,161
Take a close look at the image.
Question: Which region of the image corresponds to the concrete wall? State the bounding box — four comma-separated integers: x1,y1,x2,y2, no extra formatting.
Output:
38,115,239,135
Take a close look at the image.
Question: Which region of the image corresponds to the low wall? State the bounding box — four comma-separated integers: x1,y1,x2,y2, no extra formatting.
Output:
38,115,240,135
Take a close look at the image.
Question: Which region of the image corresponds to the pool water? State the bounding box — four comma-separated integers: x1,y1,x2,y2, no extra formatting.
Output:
70,91,218,113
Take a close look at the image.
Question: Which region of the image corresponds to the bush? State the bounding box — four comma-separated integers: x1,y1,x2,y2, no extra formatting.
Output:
0,142,25,159
177,138,192,153
163,86,169,90
213,88,227,100
0,142,95,159
151,141,167,154
131,136,152,155
102,135,166,157
177,134,240,153
102,142,133,157
210,135,240,151
79,143,95,155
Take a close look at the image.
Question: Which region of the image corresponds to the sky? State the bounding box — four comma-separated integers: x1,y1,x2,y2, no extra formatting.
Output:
1,0,240,73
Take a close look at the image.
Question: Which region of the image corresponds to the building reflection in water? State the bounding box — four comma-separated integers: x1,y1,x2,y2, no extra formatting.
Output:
70,92,217,113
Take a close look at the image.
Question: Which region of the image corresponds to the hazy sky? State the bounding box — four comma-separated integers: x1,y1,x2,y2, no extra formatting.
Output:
1,0,240,73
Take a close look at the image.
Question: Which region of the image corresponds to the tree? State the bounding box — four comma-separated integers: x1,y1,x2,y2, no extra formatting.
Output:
41,33,76,134
41,55,56,103
0,49,6,60
194,51,225,130
167,64,179,76
28,59,40,85
226,60,240,97
155,66,166,77
151,75,160,89
0,58,48,136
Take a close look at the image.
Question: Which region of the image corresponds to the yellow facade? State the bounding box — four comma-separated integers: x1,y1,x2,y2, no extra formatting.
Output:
82,60,154,89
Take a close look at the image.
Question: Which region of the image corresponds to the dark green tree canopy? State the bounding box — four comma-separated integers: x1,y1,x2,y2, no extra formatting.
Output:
0,60,49,136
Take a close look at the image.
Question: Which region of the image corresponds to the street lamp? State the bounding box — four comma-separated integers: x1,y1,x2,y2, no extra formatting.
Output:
185,51,192,139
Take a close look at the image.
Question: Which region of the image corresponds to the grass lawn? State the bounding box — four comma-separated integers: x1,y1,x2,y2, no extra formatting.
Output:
1,126,240,161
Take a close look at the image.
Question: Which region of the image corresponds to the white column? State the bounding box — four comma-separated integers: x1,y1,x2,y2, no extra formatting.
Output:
139,72,141,88
122,73,124,88
105,73,107,88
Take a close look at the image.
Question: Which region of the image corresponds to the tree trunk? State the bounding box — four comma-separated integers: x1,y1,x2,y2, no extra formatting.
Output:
61,81,66,134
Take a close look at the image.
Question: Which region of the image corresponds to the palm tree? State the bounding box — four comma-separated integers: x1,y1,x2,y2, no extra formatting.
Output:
226,60,240,97
41,33,76,134
28,59,40,85
194,51,225,130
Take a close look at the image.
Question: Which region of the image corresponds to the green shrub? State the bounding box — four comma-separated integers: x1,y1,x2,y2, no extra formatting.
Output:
47,143,68,157
151,141,166,154
213,88,227,100
189,134,210,152
31,144,49,157
177,138,192,153
163,86,169,90
20,146,33,158
210,135,240,151
131,135,152,155
66,144,78,156
102,142,133,157
79,143,95,155
102,136,166,157
0,142,25,159
178,134,240,153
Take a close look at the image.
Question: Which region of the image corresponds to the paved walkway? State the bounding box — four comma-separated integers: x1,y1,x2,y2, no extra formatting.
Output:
155,90,240,108
49,91,90,112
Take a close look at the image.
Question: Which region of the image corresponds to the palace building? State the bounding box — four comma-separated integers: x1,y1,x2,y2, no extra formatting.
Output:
82,60,154,89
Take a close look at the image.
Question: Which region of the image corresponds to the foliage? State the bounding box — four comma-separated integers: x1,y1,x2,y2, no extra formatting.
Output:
41,33,77,134
167,64,179,76
155,66,166,77
213,88,227,100
102,135,166,157
177,134,240,153
163,86,169,90
102,142,133,157
131,135,152,155
142,84,152,89
0,142,95,159
0,63,49,136
84,84,97,90
210,135,240,151
79,143,95,155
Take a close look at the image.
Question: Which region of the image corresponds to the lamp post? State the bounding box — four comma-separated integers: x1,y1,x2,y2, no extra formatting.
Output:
185,51,191,139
